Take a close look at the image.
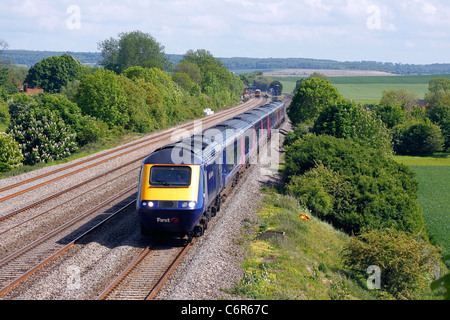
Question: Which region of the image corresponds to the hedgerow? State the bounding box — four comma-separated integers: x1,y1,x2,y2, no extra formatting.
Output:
283,134,425,235
342,229,441,299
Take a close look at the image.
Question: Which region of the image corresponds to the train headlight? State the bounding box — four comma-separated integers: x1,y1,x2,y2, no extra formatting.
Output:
147,201,154,207
181,202,188,208
188,201,196,208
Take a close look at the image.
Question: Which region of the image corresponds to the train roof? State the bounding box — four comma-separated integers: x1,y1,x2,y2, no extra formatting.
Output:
144,134,222,165
143,100,285,165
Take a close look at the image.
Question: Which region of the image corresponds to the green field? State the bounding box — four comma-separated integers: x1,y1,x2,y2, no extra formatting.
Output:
395,154,450,263
274,74,450,103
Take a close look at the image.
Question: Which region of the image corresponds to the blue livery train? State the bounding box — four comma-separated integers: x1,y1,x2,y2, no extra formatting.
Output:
137,100,286,240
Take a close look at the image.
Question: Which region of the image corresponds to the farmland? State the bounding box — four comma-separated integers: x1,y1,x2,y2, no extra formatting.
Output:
273,74,450,103
395,155,450,261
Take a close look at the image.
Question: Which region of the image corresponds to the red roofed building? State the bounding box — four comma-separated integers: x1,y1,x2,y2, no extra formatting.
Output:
21,83,44,94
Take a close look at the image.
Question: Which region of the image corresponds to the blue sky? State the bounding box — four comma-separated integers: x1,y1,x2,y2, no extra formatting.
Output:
1,0,449,64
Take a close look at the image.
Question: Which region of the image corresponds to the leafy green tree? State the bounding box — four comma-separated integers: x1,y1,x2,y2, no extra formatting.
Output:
288,77,343,126
24,54,87,93
7,93,37,119
376,103,406,128
7,108,78,165
425,78,450,107
174,60,201,85
98,30,171,74
393,120,444,155
427,104,450,151
76,69,130,128
0,132,23,173
34,93,108,145
0,66,18,94
0,100,10,125
312,100,392,155
283,134,424,235
380,89,419,115
293,73,329,93
182,49,244,107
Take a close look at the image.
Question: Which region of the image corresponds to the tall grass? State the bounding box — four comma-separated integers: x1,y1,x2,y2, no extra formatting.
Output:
232,189,377,300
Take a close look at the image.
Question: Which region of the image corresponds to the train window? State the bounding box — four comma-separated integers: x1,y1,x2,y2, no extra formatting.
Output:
245,135,250,154
150,166,191,187
226,144,235,172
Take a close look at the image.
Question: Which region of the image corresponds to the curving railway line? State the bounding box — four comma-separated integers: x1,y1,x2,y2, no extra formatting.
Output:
0,96,279,299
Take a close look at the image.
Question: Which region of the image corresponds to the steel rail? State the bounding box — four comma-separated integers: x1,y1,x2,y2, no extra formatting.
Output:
0,98,266,204
0,185,137,296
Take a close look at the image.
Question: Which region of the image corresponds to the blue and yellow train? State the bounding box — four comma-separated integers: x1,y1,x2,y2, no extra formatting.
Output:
137,100,286,240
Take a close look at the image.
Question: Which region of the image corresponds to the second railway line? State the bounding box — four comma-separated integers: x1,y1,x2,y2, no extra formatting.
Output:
0,94,292,300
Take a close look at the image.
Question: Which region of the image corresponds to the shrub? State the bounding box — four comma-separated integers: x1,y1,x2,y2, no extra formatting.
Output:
7,108,78,165
288,77,343,126
76,69,130,128
376,103,406,128
342,229,441,299
283,134,425,235
427,104,450,151
0,133,23,173
312,100,392,155
393,120,444,155
0,101,10,125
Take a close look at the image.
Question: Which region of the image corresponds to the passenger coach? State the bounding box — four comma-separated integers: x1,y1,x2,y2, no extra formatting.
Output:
137,100,286,240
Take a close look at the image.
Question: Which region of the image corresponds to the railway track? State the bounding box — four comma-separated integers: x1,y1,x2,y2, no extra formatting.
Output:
0,184,137,296
0,96,272,299
0,97,266,218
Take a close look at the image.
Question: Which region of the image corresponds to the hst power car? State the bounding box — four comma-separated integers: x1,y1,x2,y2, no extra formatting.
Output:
137,100,286,240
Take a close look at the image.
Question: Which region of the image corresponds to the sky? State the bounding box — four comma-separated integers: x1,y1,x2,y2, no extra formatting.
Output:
1,0,449,65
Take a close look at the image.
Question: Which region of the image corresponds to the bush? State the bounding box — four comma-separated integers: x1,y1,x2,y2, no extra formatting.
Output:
0,133,23,173
376,103,406,128
312,100,392,155
288,77,343,126
342,229,441,299
427,104,450,151
76,69,131,128
0,101,10,125
283,134,425,235
393,120,444,155
7,108,78,165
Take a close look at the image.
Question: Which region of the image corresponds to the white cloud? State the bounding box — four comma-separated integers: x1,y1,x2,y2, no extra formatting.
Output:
0,0,449,63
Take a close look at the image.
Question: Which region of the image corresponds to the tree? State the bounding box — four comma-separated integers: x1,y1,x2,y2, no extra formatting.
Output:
283,134,424,236
425,78,450,107
312,100,392,155
174,60,201,85
181,49,243,108
7,108,78,165
376,103,406,128
427,104,450,151
98,30,171,74
76,69,132,128
293,73,329,93
24,54,87,93
393,120,444,155
0,132,23,173
380,89,419,115
288,77,343,126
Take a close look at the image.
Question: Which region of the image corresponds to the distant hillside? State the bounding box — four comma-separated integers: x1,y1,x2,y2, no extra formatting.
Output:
2,50,102,67
2,50,450,75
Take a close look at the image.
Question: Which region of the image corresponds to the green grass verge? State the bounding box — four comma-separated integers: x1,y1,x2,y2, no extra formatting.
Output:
231,189,378,300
